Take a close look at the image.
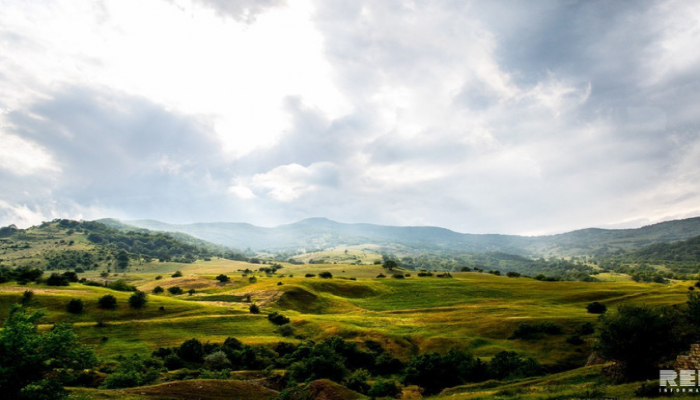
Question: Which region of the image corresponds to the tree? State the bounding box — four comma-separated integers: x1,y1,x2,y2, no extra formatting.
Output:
46,273,69,287
168,286,183,295
216,274,230,283
178,338,204,363
115,250,129,271
595,305,683,381
249,304,260,314
171,271,183,278
318,271,333,279
20,290,34,305
187,288,196,296
152,286,164,294
97,294,117,310
383,260,398,271
587,302,607,314
128,291,147,309
268,312,290,325
66,298,84,314
0,305,97,399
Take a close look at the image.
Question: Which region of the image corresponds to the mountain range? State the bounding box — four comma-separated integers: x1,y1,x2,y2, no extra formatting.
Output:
97,216,700,257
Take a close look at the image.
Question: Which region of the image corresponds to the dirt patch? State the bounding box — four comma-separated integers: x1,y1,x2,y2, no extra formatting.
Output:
121,379,278,400
0,287,92,295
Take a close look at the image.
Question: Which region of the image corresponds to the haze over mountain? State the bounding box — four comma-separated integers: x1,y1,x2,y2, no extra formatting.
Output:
98,216,700,257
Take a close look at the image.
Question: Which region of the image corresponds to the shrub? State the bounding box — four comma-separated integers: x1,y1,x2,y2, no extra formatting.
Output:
171,271,183,278
168,286,183,295
97,294,117,310
318,271,333,279
163,354,184,370
46,273,69,286
204,350,231,370
344,368,370,394
188,288,196,296
376,273,386,278
155,275,162,280
392,273,405,279
509,322,562,340
506,271,521,278
215,274,229,283
368,378,401,398
249,277,257,283
66,298,84,314
587,302,607,314
101,354,161,389
128,291,147,309
576,322,595,335
152,286,164,294
488,351,542,380
278,324,295,337
249,304,260,314
304,274,316,278
106,280,136,292
267,312,290,325
20,290,34,305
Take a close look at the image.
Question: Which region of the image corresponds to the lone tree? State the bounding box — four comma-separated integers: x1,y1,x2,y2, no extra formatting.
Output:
66,298,84,314
216,274,230,283
0,305,97,399
587,302,607,314
97,294,117,310
249,304,260,314
383,260,398,271
128,291,147,309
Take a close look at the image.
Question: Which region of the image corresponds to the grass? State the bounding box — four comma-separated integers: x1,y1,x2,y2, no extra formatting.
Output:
0,256,694,398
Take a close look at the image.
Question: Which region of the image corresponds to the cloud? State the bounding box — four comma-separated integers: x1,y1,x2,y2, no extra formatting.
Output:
184,0,286,23
251,162,340,201
2,0,700,235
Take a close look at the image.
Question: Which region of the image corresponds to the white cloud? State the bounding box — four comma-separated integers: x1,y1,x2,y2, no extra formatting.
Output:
0,130,60,176
252,162,339,201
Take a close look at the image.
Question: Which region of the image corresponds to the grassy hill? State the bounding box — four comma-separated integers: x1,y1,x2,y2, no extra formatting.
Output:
2,218,700,398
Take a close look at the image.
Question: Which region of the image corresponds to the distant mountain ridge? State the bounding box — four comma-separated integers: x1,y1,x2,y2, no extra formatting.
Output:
96,216,700,257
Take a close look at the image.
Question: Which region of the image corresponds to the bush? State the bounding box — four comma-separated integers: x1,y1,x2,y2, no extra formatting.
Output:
506,271,521,278
376,273,386,278
20,290,34,305
249,304,260,314
268,312,290,326
509,322,562,340
304,274,316,278
101,354,161,389
216,274,229,283
128,291,147,309
368,378,401,398
204,350,231,370
46,273,69,286
343,369,371,394
576,322,595,335
163,354,184,370
187,288,196,296
106,280,136,292
168,286,183,295
66,298,84,314
392,273,405,279
152,286,164,294
587,302,607,314
97,294,117,310
278,324,295,337
171,271,183,278
318,271,333,279
488,351,542,380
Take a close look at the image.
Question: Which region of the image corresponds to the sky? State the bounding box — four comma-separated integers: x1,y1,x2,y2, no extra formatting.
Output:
1,0,700,235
